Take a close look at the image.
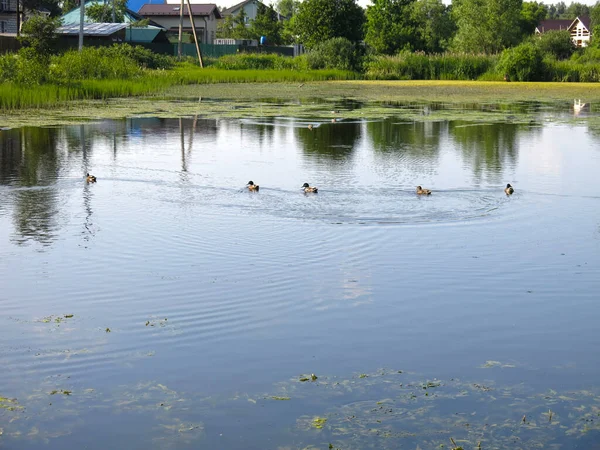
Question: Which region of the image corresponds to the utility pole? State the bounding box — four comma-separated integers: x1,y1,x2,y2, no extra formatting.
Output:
185,0,203,67
177,0,183,59
16,0,20,37
79,0,85,51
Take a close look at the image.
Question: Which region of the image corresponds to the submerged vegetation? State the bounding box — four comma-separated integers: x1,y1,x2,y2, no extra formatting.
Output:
3,362,600,447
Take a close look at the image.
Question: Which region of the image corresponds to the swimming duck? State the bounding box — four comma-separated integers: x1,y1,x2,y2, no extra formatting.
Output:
246,180,259,191
416,186,431,195
505,183,514,195
302,182,318,193
86,173,97,183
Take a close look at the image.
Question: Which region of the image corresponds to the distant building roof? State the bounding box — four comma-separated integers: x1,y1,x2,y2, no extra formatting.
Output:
536,19,572,32
57,23,128,36
577,16,591,30
138,3,221,18
222,0,257,16
536,16,591,33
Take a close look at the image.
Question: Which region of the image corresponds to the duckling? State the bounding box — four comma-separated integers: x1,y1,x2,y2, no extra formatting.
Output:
302,182,318,193
86,173,97,183
416,186,431,195
246,180,259,191
505,183,514,195
307,124,313,131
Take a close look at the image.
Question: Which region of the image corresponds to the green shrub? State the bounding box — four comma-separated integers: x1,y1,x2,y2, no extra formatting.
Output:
15,48,50,85
18,14,61,56
0,53,18,83
49,47,142,82
497,42,544,81
543,58,600,82
306,37,361,72
103,44,174,70
535,30,574,60
571,46,600,63
214,53,307,70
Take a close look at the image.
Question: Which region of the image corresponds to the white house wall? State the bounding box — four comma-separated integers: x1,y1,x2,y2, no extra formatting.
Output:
571,20,590,47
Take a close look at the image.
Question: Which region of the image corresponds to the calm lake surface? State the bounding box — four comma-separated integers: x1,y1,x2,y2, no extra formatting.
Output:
1,107,600,449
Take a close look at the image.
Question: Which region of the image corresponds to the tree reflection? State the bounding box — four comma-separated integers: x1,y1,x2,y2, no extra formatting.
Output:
449,121,520,181
0,127,61,246
296,121,361,166
365,119,443,179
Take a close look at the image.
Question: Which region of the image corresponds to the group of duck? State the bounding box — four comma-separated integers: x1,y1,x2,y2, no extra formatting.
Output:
247,181,319,193
86,174,515,196
248,181,516,196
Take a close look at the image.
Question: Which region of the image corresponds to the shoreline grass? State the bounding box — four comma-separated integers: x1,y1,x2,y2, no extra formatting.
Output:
0,67,358,110
3,79,600,129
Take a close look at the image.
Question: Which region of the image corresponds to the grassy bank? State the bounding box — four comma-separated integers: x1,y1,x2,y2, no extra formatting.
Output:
0,66,357,110
3,80,600,129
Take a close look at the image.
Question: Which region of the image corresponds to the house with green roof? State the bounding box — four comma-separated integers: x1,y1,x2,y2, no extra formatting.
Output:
61,0,168,43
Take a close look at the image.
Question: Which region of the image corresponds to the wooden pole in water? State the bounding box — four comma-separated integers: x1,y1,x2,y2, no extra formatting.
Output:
185,0,203,68
177,0,183,59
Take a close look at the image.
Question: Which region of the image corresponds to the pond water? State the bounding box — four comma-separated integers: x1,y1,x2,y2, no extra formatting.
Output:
1,110,600,449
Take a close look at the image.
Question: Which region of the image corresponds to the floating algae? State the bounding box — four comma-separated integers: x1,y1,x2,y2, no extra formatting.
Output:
0,396,22,411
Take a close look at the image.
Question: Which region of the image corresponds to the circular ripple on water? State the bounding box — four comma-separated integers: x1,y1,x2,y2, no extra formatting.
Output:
214,187,520,226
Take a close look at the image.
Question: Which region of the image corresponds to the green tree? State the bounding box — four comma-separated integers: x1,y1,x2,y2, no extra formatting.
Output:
217,15,235,38
365,0,419,54
498,40,544,80
18,14,61,55
552,1,567,18
250,3,283,44
591,2,600,29
306,37,361,70
276,0,300,17
520,1,547,35
536,29,574,59
293,0,365,49
565,2,589,18
410,0,456,52
21,0,61,16
452,0,523,53
86,0,127,22
233,9,253,39
62,0,78,13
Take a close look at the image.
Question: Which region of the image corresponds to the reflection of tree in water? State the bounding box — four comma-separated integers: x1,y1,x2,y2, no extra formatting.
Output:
296,121,361,166
0,127,61,246
366,119,443,179
449,121,520,182
238,118,276,149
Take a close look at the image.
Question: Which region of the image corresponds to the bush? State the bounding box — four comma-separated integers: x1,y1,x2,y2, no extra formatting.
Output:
49,47,141,82
214,53,308,70
18,15,61,56
0,53,18,83
306,37,361,72
103,44,174,70
497,42,544,81
15,48,50,84
535,30,574,60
